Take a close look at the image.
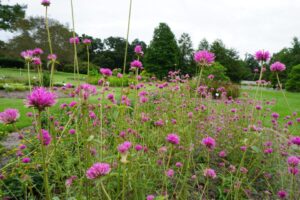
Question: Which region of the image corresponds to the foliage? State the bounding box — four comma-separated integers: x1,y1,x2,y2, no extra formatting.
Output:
0,57,24,68
178,33,195,75
202,62,230,82
286,64,300,92
144,23,180,79
0,1,26,31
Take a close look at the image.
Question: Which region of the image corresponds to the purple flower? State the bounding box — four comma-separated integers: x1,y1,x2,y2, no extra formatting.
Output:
277,190,287,199
194,50,215,66
33,48,44,55
0,108,20,124
22,157,31,163
83,39,92,45
130,60,143,69
166,169,175,177
134,45,143,55
65,176,77,187
202,137,216,150
287,156,300,167
47,54,57,61
100,68,113,77
69,37,80,44
37,129,52,146
255,50,270,62
69,129,76,135
207,74,215,80
86,163,111,179
175,162,183,168
118,141,132,154
271,112,279,119
291,137,300,146
21,50,34,61
41,0,50,6
32,57,42,65
25,87,57,111
146,195,155,200
203,168,217,179
270,61,286,72
288,167,299,175
135,144,143,151
166,133,180,145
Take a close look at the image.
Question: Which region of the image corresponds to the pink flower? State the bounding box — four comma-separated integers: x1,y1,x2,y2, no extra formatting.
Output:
47,54,57,61
291,137,300,146
22,157,31,163
203,168,216,179
277,190,287,199
65,176,77,187
86,163,111,179
287,156,300,167
175,162,183,168
207,74,215,80
288,167,298,175
69,37,80,44
130,60,143,69
21,50,34,61
270,61,286,72
166,133,180,145
25,87,57,111
255,50,270,62
218,151,227,158
146,195,155,200
166,169,174,177
194,50,215,65
33,48,44,55
117,73,123,78
0,108,20,124
134,45,143,55
202,137,216,150
37,129,52,146
271,112,279,119
32,57,42,65
83,39,92,45
69,129,76,135
100,68,113,77
118,141,132,154
41,0,50,6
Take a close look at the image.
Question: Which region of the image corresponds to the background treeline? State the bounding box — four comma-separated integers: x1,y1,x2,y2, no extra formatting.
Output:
0,2,299,90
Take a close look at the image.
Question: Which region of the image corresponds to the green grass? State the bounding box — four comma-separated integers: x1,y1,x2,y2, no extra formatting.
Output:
0,68,87,84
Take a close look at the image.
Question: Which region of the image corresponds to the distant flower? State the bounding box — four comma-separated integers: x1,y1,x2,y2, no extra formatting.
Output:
118,141,132,154
135,144,143,151
117,73,123,78
175,162,183,168
277,190,288,199
194,50,215,66
69,37,80,44
218,151,227,158
32,57,42,65
33,48,44,55
0,108,20,124
271,112,279,119
69,129,76,135
130,60,143,69
203,168,217,179
21,50,34,61
74,84,97,100
47,54,57,61
291,136,300,146
288,167,298,175
146,195,155,200
83,39,92,45
100,68,113,77
166,133,180,145
37,129,52,146
134,45,143,55
86,163,111,179
41,0,50,6
65,176,77,187
287,156,300,167
202,137,216,150
22,157,31,163
270,61,286,72
166,169,175,177
25,87,57,111
255,50,270,62
207,74,215,80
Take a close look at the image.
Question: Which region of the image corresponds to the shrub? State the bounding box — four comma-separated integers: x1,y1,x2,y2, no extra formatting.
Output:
43,72,50,87
286,64,300,92
0,57,25,68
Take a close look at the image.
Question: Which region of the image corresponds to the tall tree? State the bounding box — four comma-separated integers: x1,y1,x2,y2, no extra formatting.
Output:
198,38,210,50
0,0,26,31
144,23,180,79
178,33,194,74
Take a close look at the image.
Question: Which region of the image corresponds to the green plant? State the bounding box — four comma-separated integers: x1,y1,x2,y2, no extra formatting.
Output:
286,64,300,92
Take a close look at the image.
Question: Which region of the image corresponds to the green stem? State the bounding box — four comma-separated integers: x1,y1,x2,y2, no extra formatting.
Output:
27,62,32,92
100,181,112,200
276,72,292,113
86,45,90,77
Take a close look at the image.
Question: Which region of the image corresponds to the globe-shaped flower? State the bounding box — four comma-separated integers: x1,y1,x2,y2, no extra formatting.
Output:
0,108,20,124
25,87,57,111
86,163,111,179
83,39,92,45
287,156,300,167
33,48,44,55
134,45,143,55
130,60,143,69
166,133,180,145
255,50,270,62
203,168,217,179
270,62,286,72
69,37,80,44
37,129,52,146
100,68,113,77
194,50,215,66
47,54,57,61
202,137,216,150
21,50,34,61
41,0,50,6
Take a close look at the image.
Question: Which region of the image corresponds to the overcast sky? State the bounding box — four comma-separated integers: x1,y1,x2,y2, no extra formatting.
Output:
1,0,300,57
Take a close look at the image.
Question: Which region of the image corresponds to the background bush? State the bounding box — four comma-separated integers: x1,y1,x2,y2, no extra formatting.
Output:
0,57,25,68
286,64,300,92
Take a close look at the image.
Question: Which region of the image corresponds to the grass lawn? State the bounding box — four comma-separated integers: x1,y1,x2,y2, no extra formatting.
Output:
0,68,87,84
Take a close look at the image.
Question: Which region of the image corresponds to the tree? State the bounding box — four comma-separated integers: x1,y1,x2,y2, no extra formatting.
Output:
286,64,300,92
144,23,180,79
198,38,210,51
0,0,26,31
202,62,230,81
178,33,195,75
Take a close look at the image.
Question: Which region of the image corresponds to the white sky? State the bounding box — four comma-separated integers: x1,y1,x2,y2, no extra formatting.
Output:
1,0,300,57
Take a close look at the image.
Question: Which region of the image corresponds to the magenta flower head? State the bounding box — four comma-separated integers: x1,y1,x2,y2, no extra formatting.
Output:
25,87,57,111
37,129,52,146
291,136,300,146
21,50,34,61
166,169,175,178
203,168,217,179
118,141,132,154
47,54,57,61
146,195,155,200
270,61,286,72
41,0,50,6
166,133,180,145
0,108,20,125
100,68,113,77
277,190,288,199
22,157,31,163
32,57,42,66
33,48,44,55
86,162,111,179
130,60,143,69
83,38,92,45
287,156,300,167
202,137,216,150
69,37,80,44
134,45,143,55
194,50,215,66
255,50,270,62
